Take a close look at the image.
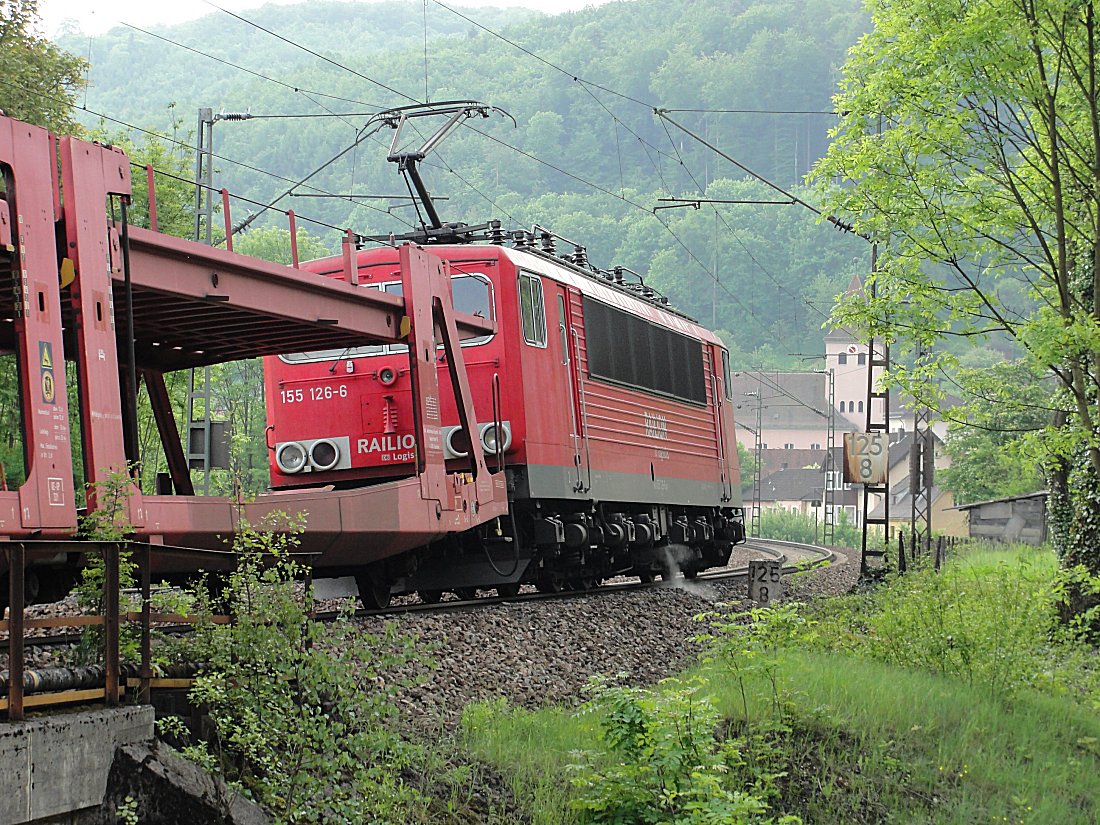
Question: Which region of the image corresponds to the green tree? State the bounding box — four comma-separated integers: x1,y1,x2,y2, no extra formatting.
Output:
0,0,86,133
0,356,20,488
737,440,756,491
234,224,333,266
812,0,1100,574
937,361,1048,504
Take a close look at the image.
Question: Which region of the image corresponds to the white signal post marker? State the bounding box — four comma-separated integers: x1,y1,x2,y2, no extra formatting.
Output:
748,560,783,606
843,432,888,486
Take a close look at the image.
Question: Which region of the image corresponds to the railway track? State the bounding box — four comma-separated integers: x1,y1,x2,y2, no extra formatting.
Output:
343,538,833,619
3,539,833,652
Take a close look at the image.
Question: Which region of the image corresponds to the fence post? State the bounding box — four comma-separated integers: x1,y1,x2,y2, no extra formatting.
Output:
8,544,25,720
104,542,120,707
139,545,152,704
898,530,906,573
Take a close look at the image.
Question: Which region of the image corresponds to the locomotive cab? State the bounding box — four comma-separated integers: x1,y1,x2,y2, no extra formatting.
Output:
265,247,515,489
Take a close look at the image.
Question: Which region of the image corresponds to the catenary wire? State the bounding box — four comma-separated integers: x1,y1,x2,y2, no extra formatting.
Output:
424,0,836,327
429,0,654,108
132,159,396,242
123,23,386,110
656,111,833,324
126,14,522,230
0,76,410,228
663,108,837,115
185,6,725,266
186,3,797,350
204,0,421,105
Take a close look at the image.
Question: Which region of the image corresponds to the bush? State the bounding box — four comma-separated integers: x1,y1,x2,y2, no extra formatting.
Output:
758,509,862,549
72,467,198,667
184,514,427,824
72,468,139,665
808,547,1100,703
568,675,799,825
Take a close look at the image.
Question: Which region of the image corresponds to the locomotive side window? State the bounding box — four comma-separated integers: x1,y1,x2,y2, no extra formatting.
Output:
583,298,706,404
383,282,410,354
558,295,569,364
721,348,732,400
519,271,547,347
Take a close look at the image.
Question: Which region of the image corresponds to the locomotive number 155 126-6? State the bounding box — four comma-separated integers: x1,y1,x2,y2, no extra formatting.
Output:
280,385,349,404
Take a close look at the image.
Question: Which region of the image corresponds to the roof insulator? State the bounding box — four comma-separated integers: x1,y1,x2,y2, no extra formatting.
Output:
572,245,588,267
489,219,505,245
539,231,555,255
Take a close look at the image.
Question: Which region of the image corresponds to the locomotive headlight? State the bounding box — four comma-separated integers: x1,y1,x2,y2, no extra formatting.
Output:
479,422,512,455
445,426,471,458
309,438,341,472
275,441,308,474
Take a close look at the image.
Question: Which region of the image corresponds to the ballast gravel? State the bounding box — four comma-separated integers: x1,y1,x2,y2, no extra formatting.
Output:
354,546,859,729
0,545,860,716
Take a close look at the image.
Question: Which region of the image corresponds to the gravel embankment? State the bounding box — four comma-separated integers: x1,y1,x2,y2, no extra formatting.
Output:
355,546,859,729
1,545,860,714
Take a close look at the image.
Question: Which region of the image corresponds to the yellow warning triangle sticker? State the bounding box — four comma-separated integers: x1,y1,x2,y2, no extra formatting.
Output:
40,345,52,370
59,258,76,289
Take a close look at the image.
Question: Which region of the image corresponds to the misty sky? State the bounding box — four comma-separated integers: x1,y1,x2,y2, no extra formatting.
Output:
36,0,605,38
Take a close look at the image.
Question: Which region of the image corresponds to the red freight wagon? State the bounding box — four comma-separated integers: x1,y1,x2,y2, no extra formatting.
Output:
265,237,745,606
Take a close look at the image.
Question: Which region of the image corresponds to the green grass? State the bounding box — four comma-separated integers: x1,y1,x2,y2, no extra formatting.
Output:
462,653,1100,824
459,545,1100,824
712,652,1100,823
460,699,598,825
949,543,1059,575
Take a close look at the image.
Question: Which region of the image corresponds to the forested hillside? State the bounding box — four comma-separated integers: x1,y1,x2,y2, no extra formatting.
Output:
61,0,871,364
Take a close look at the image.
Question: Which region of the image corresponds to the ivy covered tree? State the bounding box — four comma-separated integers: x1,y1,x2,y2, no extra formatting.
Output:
812,0,1100,576
0,0,86,133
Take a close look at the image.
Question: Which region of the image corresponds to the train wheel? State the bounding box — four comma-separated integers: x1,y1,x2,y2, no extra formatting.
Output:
570,577,597,592
419,590,442,604
357,575,391,610
638,572,656,584
454,587,478,601
683,568,699,580
497,583,520,598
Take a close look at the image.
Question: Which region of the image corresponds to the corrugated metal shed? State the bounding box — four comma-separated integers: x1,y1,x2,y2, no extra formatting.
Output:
952,492,1049,545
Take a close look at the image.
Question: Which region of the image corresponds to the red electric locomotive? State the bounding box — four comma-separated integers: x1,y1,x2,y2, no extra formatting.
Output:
264,227,745,607
261,101,744,606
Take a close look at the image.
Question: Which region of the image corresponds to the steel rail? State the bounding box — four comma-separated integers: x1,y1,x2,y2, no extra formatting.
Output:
2,541,834,652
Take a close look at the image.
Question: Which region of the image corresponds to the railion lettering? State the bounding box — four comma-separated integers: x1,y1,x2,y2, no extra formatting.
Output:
357,433,416,454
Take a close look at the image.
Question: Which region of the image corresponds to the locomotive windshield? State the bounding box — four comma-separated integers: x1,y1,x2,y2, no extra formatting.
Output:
279,273,494,363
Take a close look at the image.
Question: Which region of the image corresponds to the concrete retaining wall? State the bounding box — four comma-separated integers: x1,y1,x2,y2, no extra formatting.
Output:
0,705,153,825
